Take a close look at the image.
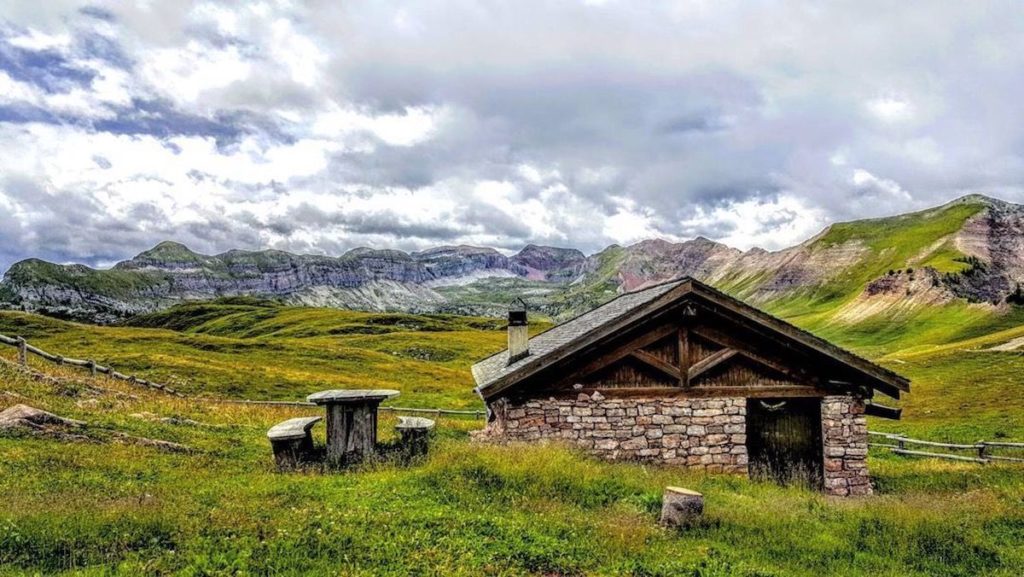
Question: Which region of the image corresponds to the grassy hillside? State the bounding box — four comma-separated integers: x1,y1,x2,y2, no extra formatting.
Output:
750,198,990,324
1,355,1022,576
1,294,1022,442
0,303,519,408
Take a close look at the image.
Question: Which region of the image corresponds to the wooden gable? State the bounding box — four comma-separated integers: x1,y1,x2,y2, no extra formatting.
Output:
477,279,909,404
534,298,819,398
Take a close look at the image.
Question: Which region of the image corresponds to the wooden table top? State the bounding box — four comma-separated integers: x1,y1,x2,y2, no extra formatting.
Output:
306,389,400,405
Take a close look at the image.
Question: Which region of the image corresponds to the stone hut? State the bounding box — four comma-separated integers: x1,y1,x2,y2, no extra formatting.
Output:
471,278,909,496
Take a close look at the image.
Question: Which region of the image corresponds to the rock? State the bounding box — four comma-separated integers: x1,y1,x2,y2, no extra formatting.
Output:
660,486,704,527
114,433,193,453
0,404,86,431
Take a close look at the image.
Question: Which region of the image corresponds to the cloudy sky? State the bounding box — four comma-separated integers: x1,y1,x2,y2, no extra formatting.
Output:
2,1,1024,271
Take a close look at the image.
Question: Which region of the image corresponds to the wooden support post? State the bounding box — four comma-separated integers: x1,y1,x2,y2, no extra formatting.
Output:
87,360,97,377
678,328,690,387
16,337,26,366
325,402,378,465
977,442,987,461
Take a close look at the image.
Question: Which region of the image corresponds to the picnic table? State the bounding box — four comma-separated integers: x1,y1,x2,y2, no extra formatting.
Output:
306,389,399,463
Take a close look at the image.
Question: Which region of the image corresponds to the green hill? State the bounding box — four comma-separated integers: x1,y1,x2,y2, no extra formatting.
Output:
0,308,1023,575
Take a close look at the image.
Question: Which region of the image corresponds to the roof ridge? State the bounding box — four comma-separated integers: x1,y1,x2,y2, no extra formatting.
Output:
472,276,909,400
471,277,690,368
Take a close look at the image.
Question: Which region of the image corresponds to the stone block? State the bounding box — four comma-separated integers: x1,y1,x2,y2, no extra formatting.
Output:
705,434,729,445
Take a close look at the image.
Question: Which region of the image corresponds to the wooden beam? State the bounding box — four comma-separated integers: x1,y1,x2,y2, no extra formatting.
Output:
865,401,902,420
557,323,679,386
687,282,909,393
678,327,690,387
629,350,681,381
691,326,809,384
557,386,826,400
481,280,697,398
687,348,738,381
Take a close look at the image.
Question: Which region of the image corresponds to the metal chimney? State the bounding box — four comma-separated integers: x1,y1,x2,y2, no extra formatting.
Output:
507,298,529,364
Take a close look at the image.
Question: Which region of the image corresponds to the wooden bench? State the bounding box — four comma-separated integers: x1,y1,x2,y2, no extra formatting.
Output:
267,416,322,469
396,416,435,459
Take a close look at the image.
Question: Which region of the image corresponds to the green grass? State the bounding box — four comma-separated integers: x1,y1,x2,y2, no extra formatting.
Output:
721,198,990,326
1,293,1024,575
0,304,529,408
0,359,1022,576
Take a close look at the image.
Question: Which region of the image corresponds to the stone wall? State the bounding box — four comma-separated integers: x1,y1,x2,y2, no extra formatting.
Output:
480,393,749,473
821,395,871,496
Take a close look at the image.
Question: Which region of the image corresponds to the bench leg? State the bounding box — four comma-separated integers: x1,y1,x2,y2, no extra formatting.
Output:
271,433,314,470
399,429,431,459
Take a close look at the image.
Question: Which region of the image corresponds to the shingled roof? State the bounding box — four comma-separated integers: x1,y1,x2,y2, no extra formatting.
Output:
472,277,910,400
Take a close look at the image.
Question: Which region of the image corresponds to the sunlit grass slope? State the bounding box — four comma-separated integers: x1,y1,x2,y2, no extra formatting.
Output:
2,293,1022,440
1,356,1022,576
738,197,990,324
0,301,520,407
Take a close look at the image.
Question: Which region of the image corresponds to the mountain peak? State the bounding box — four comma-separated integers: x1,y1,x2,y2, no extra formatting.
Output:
949,193,1015,208
133,241,201,261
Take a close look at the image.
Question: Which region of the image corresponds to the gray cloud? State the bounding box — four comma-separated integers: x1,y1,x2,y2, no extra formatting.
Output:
2,1,1024,272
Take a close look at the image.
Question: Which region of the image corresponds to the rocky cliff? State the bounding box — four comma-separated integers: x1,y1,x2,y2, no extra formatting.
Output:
2,195,1024,323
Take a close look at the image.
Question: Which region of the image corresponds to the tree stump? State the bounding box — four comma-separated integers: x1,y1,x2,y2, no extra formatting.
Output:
659,486,704,527
396,416,435,460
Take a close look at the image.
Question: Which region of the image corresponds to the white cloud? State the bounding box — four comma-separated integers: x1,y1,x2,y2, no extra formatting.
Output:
312,105,448,146
3,0,1024,270
677,195,830,251
851,168,911,200
866,96,914,123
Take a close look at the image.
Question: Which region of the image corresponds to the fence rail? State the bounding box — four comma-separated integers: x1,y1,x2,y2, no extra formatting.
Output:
0,332,183,397
1,330,1020,454
201,397,486,418
868,431,1024,464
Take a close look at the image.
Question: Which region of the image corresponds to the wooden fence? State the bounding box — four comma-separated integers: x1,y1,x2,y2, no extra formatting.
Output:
868,431,1024,464
2,330,1021,455
202,398,486,419
0,332,183,397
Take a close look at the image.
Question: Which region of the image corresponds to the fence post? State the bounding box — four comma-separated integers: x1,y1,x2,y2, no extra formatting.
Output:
978,442,987,461
87,360,96,377
16,337,27,366
897,437,905,451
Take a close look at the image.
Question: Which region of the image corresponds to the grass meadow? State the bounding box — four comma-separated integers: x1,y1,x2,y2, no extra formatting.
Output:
1,301,1023,575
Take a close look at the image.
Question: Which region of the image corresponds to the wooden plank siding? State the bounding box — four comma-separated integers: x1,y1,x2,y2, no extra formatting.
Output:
506,300,836,402
474,278,908,402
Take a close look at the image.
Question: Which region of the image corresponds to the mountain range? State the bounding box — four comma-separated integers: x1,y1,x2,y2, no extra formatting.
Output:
2,194,1023,327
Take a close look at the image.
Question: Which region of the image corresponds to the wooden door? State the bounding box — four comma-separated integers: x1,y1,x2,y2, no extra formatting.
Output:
746,398,823,488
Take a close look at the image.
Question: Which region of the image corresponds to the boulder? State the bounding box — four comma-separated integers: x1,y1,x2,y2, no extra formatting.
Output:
0,404,85,431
